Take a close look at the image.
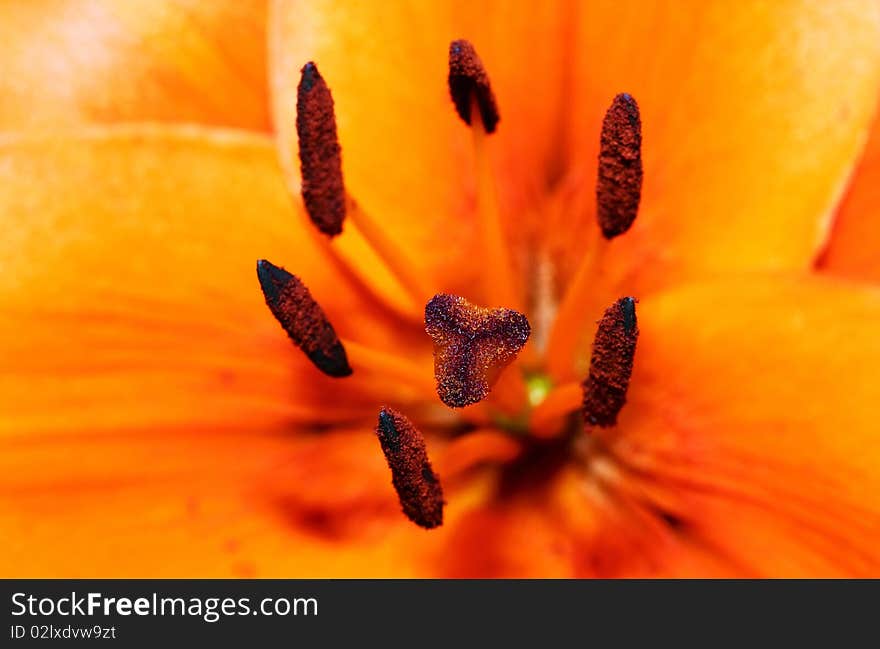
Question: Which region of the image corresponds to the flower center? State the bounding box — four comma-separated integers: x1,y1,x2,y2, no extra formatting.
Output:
525,372,553,408
256,40,644,529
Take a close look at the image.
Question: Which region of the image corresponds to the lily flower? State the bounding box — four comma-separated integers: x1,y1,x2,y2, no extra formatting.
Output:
1,0,880,577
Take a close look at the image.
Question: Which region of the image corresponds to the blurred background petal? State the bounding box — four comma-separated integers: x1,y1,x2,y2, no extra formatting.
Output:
270,0,880,301
270,0,572,290
818,104,880,282
0,426,441,577
0,0,270,131
566,0,880,295
0,126,430,438
609,275,880,576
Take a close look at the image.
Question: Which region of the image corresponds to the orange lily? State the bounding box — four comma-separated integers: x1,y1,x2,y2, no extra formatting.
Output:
2,0,880,577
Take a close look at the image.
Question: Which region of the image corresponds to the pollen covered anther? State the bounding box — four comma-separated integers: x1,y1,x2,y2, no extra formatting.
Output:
596,93,642,239
425,294,530,408
256,259,352,377
582,297,639,427
296,61,346,236
375,408,444,529
448,39,500,133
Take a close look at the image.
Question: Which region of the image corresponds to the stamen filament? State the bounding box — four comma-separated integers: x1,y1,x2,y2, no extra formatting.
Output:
448,40,518,309
471,109,520,309
346,198,433,312
295,61,429,315
438,429,522,477
342,339,435,395
545,93,642,382
544,233,610,381
529,381,582,438
301,218,422,325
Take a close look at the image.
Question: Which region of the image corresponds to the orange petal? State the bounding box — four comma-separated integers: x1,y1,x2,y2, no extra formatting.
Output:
0,423,507,576
0,1,270,131
563,0,880,295
437,429,522,478
0,426,431,576
437,500,578,578
437,462,743,577
0,126,433,437
605,275,880,576
818,103,880,282
269,0,572,294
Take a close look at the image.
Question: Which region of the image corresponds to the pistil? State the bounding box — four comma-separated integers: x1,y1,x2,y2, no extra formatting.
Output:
425,293,530,408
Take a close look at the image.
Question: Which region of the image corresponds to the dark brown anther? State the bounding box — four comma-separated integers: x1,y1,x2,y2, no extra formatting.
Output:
375,407,444,529
296,61,346,237
596,93,642,239
448,39,500,133
257,259,352,377
582,297,639,427
425,294,530,408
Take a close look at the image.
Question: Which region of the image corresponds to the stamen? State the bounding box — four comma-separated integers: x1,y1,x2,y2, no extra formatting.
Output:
425,294,530,408
543,231,609,381
345,200,433,309
375,407,444,529
343,340,436,395
256,259,352,377
448,39,499,133
544,93,642,381
296,62,430,309
297,61,345,237
596,93,642,239
582,297,639,427
470,115,519,309
447,40,518,308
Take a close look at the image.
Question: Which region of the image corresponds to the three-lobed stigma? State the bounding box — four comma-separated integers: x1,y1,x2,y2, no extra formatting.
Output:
425,294,530,408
